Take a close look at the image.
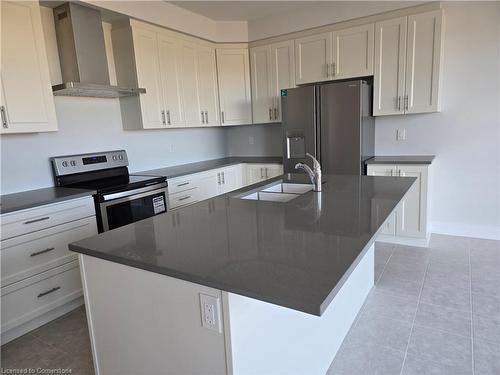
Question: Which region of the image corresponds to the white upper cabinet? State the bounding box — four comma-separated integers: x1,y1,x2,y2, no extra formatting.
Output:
374,10,443,116
270,41,295,122
250,40,295,124
1,1,57,134
250,45,273,124
216,48,252,126
405,10,443,114
179,41,203,127
158,35,185,127
131,27,165,129
332,24,374,80
196,45,220,126
295,32,332,85
373,17,407,116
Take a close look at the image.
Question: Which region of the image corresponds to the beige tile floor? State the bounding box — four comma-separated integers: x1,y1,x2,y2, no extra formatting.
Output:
1,234,499,375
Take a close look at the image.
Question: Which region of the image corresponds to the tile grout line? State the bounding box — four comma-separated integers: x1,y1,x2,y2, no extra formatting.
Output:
399,255,430,375
469,246,475,375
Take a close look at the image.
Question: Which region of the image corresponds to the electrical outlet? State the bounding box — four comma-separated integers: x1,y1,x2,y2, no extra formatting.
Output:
248,136,255,145
396,129,406,141
199,293,221,332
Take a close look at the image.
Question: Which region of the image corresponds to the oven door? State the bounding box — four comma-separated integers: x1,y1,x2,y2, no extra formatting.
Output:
99,183,168,232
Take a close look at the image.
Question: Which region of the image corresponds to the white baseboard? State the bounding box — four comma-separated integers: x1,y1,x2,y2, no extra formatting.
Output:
376,234,430,248
431,222,500,241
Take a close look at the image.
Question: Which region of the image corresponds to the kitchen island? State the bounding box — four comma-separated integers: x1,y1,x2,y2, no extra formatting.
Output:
69,174,415,375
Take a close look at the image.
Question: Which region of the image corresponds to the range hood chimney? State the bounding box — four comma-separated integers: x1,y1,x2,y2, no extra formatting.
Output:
52,3,145,98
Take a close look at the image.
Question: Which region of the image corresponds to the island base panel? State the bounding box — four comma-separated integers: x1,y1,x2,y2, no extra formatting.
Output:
224,244,374,374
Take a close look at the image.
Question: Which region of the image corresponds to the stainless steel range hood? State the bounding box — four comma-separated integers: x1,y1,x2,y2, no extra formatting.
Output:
52,3,145,98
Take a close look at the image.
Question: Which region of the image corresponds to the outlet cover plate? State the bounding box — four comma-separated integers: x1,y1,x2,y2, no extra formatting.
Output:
199,293,222,333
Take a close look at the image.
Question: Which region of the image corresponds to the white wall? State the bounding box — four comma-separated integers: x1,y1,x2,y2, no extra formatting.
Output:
375,2,500,239
226,124,282,157
247,1,422,41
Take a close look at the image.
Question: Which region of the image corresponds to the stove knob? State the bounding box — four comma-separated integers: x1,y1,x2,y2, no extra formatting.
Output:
112,155,117,161
118,155,123,160
62,161,68,167
70,160,76,166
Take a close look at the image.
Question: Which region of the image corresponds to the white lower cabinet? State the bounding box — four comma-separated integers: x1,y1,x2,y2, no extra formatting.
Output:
167,163,282,209
244,164,283,185
0,197,97,344
368,163,431,246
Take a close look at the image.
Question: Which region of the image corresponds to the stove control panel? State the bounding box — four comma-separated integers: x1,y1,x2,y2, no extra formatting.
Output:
51,150,129,176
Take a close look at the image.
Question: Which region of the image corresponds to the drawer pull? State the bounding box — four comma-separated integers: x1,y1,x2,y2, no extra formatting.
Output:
178,196,191,201
30,247,55,257
37,286,61,298
177,182,190,187
23,216,50,225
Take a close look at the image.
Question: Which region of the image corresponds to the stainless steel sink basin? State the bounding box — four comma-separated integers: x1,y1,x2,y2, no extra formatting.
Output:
238,182,313,202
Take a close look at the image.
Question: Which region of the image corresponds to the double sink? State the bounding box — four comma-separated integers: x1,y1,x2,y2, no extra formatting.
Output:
237,181,314,203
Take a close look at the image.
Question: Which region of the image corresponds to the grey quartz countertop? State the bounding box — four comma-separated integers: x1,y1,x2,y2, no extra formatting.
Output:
0,187,96,215
69,173,415,316
136,156,282,179
365,155,435,165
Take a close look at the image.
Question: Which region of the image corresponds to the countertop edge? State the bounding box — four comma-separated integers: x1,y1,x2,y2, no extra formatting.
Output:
365,155,435,165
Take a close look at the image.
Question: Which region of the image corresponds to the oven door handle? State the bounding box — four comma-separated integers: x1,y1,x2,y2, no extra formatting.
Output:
101,182,167,202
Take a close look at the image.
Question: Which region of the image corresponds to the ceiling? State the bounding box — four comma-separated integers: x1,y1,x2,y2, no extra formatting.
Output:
168,1,317,21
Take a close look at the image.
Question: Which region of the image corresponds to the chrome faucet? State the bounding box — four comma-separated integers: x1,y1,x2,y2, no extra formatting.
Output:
295,153,322,192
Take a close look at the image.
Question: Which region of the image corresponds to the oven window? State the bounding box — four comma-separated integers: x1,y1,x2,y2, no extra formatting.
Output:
105,192,166,231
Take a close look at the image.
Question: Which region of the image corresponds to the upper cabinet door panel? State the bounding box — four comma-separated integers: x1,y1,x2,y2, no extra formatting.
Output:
197,45,220,126
216,49,252,126
332,24,374,79
250,45,273,124
179,41,202,126
158,35,184,127
1,1,57,134
295,32,332,85
405,10,443,114
271,41,295,122
132,28,165,128
373,17,407,116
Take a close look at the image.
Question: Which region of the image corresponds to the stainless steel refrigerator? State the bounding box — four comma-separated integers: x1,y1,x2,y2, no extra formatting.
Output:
281,80,374,175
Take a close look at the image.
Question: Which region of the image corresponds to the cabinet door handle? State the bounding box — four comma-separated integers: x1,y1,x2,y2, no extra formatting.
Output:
265,168,269,178
166,110,171,125
331,62,336,77
221,111,225,124
404,95,409,111
217,173,221,185
30,247,55,257
177,182,189,187
178,195,191,201
260,168,264,178
273,108,278,120
205,111,209,123
326,63,330,77
23,216,50,225
161,110,166,125
269,108,272,121
1,106,7,128
221,171,225,184
37,286,60,298
201,111,205,124
397,96,401,111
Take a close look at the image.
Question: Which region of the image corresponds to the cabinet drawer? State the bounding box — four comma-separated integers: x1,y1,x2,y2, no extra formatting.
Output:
1,217,97,286
1,197,95,240
1,261,82,333
168,189,199,209
167,177,198,195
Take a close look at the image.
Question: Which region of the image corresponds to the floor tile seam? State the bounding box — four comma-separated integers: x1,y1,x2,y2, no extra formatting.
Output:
411,322,473,340
399,260,430,375
402,351,474,374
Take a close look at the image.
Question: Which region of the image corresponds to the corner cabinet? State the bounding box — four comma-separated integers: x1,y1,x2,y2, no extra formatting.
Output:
0,1,58,134
216,48,252,126
368,163,431,246
250,41,295,124
295,24,374,85
373,10,444,116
